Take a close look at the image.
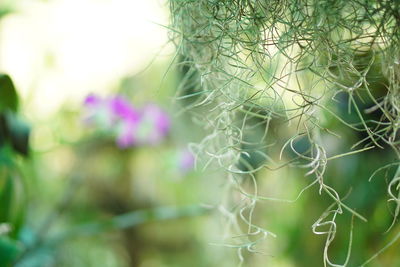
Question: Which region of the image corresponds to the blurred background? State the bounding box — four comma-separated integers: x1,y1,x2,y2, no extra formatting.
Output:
0,0,234,266
0,0,399,267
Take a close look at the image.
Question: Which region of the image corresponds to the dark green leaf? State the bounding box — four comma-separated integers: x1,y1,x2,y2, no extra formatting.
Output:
0,74,18,112
0,113,7,148
0,236,22,267
0,174,13,222
9,207,25,240
4,112,30,156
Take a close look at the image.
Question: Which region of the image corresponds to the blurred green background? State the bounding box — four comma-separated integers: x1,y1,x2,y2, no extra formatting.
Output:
0,0,399,266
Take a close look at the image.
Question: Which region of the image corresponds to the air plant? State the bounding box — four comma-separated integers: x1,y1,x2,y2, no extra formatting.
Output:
169,0,400,265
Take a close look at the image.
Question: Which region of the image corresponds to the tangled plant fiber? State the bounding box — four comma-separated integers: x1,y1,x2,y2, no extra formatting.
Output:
168,0,400,265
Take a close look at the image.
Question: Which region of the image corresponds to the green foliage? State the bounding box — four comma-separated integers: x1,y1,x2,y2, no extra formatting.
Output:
2,112,31,156
0,73,30,266
0,174,13,223
0,236,22,266
0,6,12,21
0,74,30,157
0,74,18,113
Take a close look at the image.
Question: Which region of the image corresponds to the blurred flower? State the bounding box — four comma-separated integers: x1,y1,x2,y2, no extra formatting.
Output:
133,104,170,146
83,94,117,128
109,96,140,122
83,94,100,106
83,94,170,148
162,147,195,179
177,148,195,173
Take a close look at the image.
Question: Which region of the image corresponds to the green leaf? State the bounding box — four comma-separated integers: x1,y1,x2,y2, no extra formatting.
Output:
0,174,13,222
0,2,13,20
4,112,30,156
0,145,14,166
0,113,7,148
0,236,22,267
0,74,19,112
0,8,12,20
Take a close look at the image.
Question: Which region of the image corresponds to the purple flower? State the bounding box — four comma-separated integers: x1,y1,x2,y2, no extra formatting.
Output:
83,94,113,127
83,94,170,148
116,120,138,148
84,94,102,106
132,104,170,145
109,96,140,122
